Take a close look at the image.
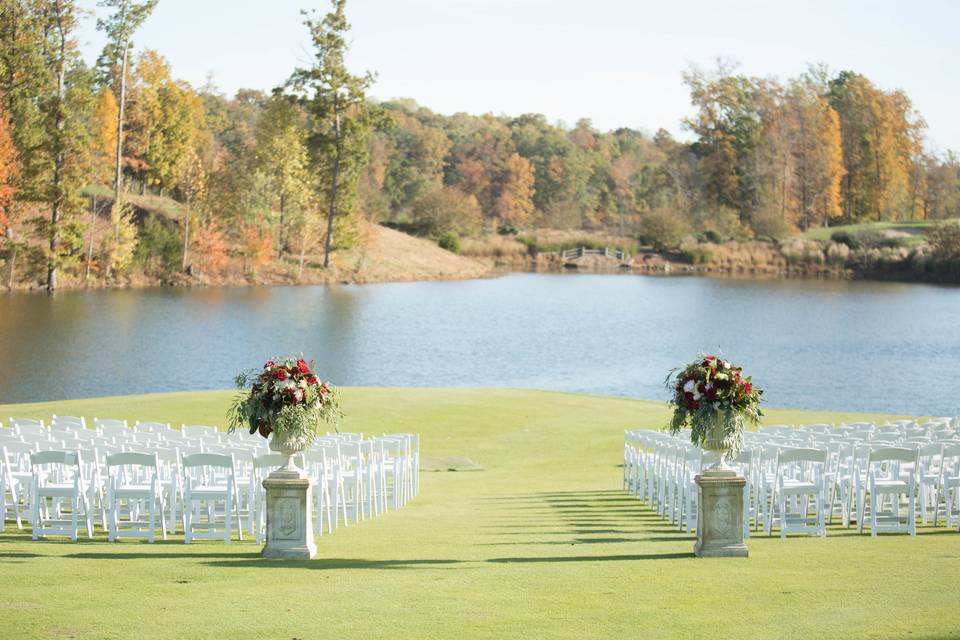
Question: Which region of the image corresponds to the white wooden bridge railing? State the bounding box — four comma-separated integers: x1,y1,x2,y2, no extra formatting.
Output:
560,246,630,262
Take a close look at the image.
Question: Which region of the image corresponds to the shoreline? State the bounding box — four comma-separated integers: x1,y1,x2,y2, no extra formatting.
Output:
0,387,933,422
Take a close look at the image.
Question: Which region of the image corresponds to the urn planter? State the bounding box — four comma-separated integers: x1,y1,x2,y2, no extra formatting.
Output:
262,432,316,560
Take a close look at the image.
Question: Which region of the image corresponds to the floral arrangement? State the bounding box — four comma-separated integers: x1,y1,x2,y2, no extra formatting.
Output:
667,354,763,452
227,356,342,441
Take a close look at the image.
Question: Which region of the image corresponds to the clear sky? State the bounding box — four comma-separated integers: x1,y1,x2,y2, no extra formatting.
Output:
75,0,960,151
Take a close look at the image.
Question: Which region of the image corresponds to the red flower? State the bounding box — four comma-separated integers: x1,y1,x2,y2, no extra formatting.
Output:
706,387,718,401
742,382,752,395
274,369,287,380
306,375,318,385
297,360,310,374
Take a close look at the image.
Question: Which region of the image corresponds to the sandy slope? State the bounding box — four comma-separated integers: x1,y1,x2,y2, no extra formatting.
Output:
331,223,492,283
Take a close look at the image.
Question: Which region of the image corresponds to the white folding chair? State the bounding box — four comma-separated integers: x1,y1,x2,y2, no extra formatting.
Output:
249,453,288,543
766,448,827,538
105,452,167,542
1,441,35,531
30,450,94,541
937,444,960,529
858,447,919,536
181,453,242,543
51,415,86,433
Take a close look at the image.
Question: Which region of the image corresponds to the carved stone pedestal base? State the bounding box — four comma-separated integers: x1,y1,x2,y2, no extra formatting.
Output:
694,470,748,558
262,469,316,560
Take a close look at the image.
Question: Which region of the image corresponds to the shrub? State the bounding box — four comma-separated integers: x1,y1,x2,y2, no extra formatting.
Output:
703,230,723,244
825,242,850,265
830,231,856,248
135,214,182,276
438,232,461,254
410,187,482,238
638,207,689,251
678,236,714,264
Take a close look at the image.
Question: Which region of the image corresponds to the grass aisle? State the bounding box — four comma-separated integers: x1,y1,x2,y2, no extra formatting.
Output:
1,388,957,639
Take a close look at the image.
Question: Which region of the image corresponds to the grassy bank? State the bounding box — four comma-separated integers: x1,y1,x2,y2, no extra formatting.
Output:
1,388,957,639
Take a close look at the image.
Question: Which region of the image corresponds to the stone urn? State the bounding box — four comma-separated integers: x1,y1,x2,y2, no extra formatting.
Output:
268,430,311,475
699,410,743,474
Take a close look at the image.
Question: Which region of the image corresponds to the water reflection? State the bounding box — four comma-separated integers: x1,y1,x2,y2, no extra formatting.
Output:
0,273,957,415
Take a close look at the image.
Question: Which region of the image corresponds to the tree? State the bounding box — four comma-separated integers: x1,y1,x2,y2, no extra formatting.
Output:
254,96,310,256
495,152,535,228
36,1,94,291
0,90,18,236
410,186,482,237
96,0,157,202
176,145,207,271
286,0,375,268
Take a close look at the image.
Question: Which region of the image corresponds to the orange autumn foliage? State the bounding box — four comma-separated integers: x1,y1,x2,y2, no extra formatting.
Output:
192,220,229,275
0,96,18,235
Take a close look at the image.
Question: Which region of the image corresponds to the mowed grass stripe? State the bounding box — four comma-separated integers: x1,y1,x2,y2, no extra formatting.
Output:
0,388,956,639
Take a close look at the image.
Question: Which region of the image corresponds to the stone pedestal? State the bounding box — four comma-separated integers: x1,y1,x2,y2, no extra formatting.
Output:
694,470,748,558
262,469,316,560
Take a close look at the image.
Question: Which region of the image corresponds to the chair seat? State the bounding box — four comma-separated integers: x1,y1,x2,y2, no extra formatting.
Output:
188,485,230,497
872,479,909,491
113,484,155,498
37,483,77,498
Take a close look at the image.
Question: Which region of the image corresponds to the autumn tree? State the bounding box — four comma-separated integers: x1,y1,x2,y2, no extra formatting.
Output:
177,145,207,271
410,186,482,237
96,0,157,200
286,0,375,268
34,1,94,291
0,90,19,287
254,96,310,256
495,153,535,228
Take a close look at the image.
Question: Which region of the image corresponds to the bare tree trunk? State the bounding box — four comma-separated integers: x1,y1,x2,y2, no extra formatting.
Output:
181,198,191,271
323,110,341,269
277,192,285,258
85,195,97,283
6,232,16,290
114,45,128,199
47,12,68,293
297,226,308,280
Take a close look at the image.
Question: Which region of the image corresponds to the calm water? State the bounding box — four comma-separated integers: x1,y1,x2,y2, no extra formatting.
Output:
0,273,957,415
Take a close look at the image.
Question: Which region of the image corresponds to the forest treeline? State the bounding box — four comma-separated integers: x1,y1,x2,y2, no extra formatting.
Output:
1,0,958,290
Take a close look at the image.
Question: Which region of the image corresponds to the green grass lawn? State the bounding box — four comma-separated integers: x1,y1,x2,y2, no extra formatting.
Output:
800,219,949,245
1,388,957,639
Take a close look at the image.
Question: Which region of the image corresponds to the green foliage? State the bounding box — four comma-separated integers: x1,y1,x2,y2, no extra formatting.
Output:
437,231,460,254
101,198,139,277
410,186,482,238
134,213,181,275
637,207,689,250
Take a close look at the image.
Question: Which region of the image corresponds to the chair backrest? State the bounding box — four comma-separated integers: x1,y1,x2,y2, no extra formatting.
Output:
182,452,234,468
10,419,47,440
95,418,129,437
253,453,287,470
181,425,218,439
106,452,159,468
777,447,827,465
31,450,81,467
51,415,86,431
867,446,918,465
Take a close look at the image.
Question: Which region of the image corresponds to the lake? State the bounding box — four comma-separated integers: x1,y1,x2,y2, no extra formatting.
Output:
0,272,957,415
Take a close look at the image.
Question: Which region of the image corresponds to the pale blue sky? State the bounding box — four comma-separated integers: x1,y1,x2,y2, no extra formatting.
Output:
76,0,960,151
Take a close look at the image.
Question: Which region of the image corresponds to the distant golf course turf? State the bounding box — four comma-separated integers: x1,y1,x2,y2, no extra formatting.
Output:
1,388,958,639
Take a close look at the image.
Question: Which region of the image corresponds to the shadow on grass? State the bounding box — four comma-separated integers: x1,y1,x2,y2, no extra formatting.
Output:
202,557,464,570
65,551,259,560
488,552,692,563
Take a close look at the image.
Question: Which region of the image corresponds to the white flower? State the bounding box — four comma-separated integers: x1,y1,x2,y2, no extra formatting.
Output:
693,390,702,400
715,372,728,381
683,379,696,393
